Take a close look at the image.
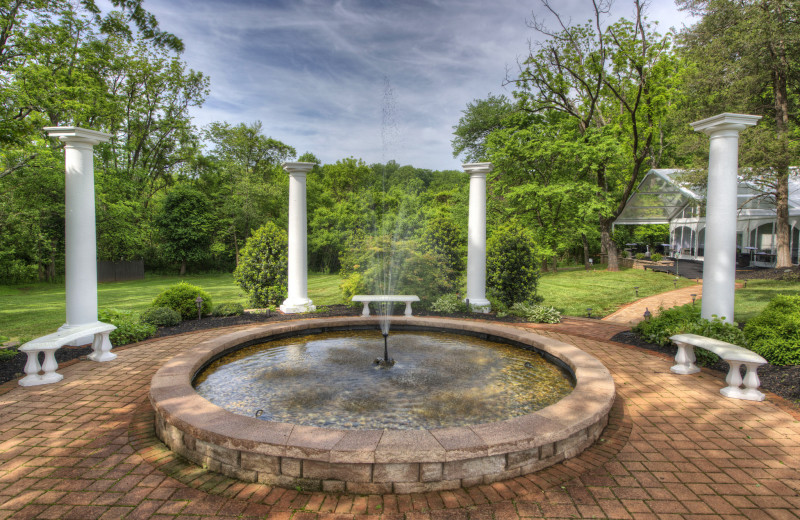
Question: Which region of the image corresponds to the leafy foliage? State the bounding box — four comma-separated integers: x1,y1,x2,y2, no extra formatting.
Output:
212,302,245,317
234,222,288,307
151,282,212,320
510,302,561,324
650,253,663,262
98,309,156,345
140,306,181,327
154,185,214,274
743,295,800,365
431,294,470,313
0,348,18,362
486,221,540,307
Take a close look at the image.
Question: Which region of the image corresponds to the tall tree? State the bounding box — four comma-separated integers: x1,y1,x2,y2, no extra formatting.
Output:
677,0,800,267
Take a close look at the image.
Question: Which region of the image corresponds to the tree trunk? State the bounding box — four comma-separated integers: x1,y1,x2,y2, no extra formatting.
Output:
582,234,591,270
180,259,186,276
772,7,792,267
776,167,792,266
600,217,619,271
551,257,558,273
233,229,239,266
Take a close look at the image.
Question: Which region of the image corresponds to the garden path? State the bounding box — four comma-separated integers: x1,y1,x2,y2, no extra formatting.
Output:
1,320,798,520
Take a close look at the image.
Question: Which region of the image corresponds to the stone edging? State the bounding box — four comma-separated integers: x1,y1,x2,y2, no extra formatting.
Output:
149,317,616,494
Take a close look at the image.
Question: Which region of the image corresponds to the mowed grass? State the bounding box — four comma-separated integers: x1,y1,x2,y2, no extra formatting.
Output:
0,272,344,341
537,267,698,317
731,278,800,324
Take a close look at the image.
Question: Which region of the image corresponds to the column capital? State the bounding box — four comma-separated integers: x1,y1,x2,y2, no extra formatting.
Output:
462,162,493,176
44,126,111,146
690,113,761,136
282,162,315,177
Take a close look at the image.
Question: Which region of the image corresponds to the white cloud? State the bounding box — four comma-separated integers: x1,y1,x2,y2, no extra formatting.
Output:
138,0,695,170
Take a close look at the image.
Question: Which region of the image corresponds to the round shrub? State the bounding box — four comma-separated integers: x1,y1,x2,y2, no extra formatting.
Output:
635,252,646,260
744,294,800,365
152,282,212,320
98,309,157,345
650,252,663,262
212,302,245,317
234,221,288,307
140,306,181,327
486,221,540,307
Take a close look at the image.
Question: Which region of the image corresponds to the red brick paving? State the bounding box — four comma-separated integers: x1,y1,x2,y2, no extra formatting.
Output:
1,321,799,519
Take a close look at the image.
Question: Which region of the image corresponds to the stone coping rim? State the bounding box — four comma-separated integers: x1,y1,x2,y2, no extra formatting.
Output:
150,317,615,466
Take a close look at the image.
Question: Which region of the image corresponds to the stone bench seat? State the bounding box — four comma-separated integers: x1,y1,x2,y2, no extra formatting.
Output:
19,322,117,387
351,295,420,317
670,333,767,401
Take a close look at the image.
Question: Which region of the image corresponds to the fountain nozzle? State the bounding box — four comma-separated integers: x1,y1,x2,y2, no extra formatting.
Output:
375,332,395,367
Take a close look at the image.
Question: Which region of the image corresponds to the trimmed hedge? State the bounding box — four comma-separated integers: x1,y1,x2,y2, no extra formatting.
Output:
212,302,245,317
152,282,212,320
140,306,181,327
744,294,800,365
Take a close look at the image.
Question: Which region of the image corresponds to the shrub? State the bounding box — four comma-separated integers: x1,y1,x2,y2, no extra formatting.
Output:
212,302,245,317
650,252,663,262
98,309,156,346
633,304,746,365
635,252,646,260
621,250,629,259
0,348,18,362
234,222,288,307
431,294,470,313
510,302,561,324
140,306,181,327
152,282,212,320
486,221,540,307
744,294,800,365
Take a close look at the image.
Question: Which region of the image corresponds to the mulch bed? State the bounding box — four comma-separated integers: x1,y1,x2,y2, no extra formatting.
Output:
611,330,800,404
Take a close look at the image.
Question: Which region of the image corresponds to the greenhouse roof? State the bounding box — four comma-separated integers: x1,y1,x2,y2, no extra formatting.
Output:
615,168,800,225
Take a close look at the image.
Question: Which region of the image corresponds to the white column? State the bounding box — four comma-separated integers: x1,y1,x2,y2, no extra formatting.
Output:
463,162,492,313
690,113,760,323
280,162,315,313
44,127,111,344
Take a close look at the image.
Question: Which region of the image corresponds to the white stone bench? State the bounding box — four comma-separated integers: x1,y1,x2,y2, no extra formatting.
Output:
351,295,420,317
19,322,117,387
670,333,767,401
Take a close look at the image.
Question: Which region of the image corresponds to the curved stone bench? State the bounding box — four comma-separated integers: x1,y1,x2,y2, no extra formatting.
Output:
150,317,615,494
351,295,420,317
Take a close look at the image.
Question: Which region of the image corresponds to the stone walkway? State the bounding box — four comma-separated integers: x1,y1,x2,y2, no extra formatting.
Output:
1,321,799,520
602,286,704,327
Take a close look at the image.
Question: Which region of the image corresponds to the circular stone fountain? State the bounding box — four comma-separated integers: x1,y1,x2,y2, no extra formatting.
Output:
150,317,615,494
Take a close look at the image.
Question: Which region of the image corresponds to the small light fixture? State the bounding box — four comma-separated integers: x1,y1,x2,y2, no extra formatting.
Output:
195,296,204,320
743,280,748,288
586,307,592,318
644,308,652,320
674,277,678,289
691,293,697,305
634,286,640,297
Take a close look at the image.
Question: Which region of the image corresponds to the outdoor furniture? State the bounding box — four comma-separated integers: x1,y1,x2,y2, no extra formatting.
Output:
351,295,420,317
19,322,117,387
670,333,767,401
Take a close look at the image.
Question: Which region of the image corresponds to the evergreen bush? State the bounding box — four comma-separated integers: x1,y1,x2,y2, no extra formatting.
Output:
234,222,288,307
486,221,540,307
98,309,156,345
650,252,663,262
744,294,800,365
152,282,212,320
635,252,646,260
140,306,181,327
212,302,245,317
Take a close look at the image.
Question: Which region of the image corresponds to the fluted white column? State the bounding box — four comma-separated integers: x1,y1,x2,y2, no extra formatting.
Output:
463,162,492,313
280,162,315,313
690,113,760,324
45,127,111,344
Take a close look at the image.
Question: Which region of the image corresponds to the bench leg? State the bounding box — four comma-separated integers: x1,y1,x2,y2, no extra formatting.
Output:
88,331,116,362
19,349,63,386
670,342,700,374
720,361,765,401
361,302,371,317
404,302,413,317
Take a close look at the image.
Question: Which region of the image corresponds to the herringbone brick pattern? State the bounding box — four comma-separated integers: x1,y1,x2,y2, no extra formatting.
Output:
1,321,798,519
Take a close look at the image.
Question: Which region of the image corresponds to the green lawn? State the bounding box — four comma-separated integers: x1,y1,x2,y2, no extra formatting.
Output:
733,278,800,324
537,267,698,317
0,273,344,342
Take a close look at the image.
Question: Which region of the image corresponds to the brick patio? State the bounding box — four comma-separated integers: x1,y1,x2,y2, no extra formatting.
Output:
1,320,799,519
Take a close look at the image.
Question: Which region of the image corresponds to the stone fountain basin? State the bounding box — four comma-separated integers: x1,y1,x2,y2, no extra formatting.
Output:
149,317,615,494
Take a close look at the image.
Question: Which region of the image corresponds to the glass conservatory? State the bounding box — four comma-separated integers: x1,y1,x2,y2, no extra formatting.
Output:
614,169,800,267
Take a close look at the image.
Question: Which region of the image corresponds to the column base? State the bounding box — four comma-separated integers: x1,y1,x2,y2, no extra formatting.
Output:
280,298,316,314
57,322,95,346
464,298,491,314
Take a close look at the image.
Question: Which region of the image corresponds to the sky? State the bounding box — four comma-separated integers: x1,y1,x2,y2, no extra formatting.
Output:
131,0,697,171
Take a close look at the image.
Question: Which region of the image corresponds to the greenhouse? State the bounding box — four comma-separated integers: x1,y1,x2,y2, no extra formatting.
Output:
614,169,800,267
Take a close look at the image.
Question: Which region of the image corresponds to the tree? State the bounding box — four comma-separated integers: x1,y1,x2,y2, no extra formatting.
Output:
502,0,680,270
452,94,514,162
154,184,214,275
677,0,800,267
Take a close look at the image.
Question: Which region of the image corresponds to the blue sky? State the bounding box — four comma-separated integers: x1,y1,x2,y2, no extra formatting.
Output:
133,0,695,170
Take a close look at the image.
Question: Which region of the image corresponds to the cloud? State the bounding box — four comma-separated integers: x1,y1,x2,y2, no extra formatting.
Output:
139,0,694,170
